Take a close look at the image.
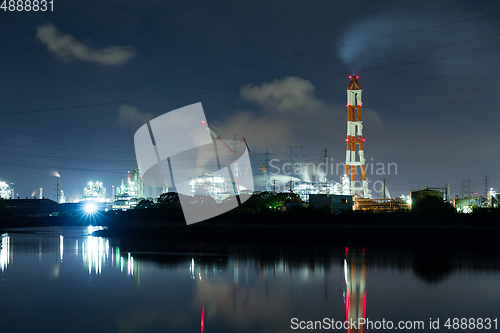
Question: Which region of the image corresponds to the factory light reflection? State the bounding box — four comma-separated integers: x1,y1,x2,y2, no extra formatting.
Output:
79,237,135,276
59,235,64,261
1,234,10,272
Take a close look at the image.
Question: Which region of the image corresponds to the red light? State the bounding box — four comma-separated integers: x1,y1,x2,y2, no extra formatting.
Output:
201,308,205,333
356,76,359,79
201,120,205,124
346,290,350,321
345,138,348,142
348,76,352,79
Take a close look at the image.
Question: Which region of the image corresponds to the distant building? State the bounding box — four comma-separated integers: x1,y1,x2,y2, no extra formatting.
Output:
0,181,14,199
488,189,498,208
491,193,500,208
309,194,353,213
189,172,234,203
410,188,446,202
83,181,107,202
112,169,144,210
454,197,481,213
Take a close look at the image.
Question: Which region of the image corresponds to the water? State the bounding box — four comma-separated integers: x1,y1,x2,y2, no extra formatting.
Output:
1,227,499,333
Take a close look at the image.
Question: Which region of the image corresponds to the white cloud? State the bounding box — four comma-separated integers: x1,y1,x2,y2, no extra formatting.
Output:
240,77,322,112
36,23,136,65
117,104,154,128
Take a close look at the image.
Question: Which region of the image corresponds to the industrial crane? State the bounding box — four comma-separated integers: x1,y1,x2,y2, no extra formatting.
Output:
200,121,250,195
200,121,249,157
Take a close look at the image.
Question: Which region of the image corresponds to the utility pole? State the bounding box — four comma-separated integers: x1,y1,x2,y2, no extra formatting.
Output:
382,179,385,200
321,147,330,193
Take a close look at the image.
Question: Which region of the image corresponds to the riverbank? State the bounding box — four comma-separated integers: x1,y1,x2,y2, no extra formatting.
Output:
3,208,498,248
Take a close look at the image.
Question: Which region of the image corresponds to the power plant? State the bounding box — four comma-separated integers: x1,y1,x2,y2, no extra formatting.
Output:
1,77,494,213
259,76,372,201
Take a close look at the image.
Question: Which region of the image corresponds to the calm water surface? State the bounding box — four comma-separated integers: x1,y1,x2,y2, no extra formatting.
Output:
0,227,499,333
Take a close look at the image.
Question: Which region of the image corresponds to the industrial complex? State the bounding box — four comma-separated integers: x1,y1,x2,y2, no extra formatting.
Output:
1,77,498,216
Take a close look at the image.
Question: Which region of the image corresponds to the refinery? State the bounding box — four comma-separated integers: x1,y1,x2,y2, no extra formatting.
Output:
1,77,498,214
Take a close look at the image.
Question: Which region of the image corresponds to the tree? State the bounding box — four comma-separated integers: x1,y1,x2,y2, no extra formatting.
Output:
412,195,455,214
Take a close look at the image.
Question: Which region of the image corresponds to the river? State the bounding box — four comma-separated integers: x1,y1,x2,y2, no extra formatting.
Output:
0,226,498,333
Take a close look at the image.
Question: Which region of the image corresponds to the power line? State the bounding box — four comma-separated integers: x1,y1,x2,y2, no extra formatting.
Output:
3,45,499,117
2,11,499,107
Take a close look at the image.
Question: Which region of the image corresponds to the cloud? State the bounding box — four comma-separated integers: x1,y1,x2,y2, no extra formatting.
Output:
240,77,323,112
117,104,154,128
217,76,383,150
36,23,136,65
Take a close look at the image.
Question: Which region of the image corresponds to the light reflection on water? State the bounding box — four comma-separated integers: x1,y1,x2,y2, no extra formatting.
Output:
1,233,10,271
0,229,136,278
0,228,499,333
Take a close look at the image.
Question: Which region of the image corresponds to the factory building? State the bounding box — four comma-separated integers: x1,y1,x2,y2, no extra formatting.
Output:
82,181,107,202
0,181,14,199
189,172,235,203
112,168,144,210
454,197,482,213
410,188,446,203
309,194,354,213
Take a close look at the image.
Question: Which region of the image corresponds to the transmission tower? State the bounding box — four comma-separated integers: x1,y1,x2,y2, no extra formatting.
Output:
461,179,472,198
286,143,305,183
319,147,330,193
259,163,271,192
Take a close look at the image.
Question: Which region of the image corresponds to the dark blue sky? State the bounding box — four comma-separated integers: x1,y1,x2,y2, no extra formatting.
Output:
1,0,500,200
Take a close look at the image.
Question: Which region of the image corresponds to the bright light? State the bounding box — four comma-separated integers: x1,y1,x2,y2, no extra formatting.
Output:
344,259,349,285
201,308,205,333
84,202,97,214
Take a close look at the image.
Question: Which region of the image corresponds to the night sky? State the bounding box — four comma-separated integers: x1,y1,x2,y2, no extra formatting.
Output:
1,0,499,200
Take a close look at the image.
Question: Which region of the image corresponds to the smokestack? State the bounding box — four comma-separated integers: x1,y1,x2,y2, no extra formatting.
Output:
56,176,61,204
382,179,385,200
344,75,369,198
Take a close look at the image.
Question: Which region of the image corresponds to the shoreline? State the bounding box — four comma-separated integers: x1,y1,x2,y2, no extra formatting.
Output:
2,209,499,249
